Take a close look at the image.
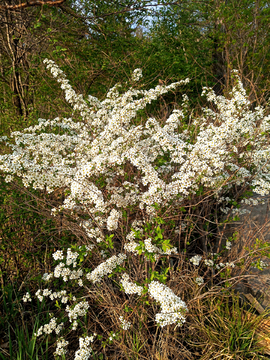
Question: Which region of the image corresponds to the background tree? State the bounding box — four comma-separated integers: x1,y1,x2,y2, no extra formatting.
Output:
1,0,270,130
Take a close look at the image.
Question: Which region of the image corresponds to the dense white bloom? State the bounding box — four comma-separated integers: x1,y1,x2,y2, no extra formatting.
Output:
148,281,188,327
35,317,63,337
120,273,143,295
74,336,95,360
50,248,86,282
66,248,79,266
86,253,126,283
190,255,202,266
5,174,13,182
1,63,269,218
54,262,71,281
107,209,122,231
53,250,64,261
2,62,268,238
66,301,89,322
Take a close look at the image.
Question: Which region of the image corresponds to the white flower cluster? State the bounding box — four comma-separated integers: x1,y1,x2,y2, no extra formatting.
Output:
22,292,32,302
148,281,188,327
120,273,143,295
81,221,104,243
204,259,214,267
35,289,69,303
215,262,235,270
42,273,53,281
54,262,83,282
86,253,126,283
195,277,204,286
0,59,190,219
66,301,89,322
119,316,131,330
107,209,122,231
51,247,91,283
1,61,270,222
241,197,265,206
190,255,202,266
53,250,64,260
74,335,95,360
144,238,178,256
54,338,69,357
35,317,63,337
132,68,143,82
5,174,13,182
66,248,79,266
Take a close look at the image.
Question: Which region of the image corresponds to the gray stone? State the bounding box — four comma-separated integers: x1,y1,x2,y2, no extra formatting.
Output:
217,193,270,309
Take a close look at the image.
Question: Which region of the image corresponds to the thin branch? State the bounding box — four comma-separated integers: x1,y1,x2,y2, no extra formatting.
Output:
0,0,65,11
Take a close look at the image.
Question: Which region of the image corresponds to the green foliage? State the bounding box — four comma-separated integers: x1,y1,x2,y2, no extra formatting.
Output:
0,284,50,360
0,175,65,285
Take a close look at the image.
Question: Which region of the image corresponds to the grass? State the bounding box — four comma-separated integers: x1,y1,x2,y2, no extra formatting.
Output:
187,292,269,360
0,283,50,360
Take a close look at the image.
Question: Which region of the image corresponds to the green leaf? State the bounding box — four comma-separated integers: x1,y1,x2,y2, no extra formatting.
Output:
34,22,41,29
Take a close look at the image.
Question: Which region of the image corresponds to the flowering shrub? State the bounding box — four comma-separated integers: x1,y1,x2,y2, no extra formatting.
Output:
1,60,270,358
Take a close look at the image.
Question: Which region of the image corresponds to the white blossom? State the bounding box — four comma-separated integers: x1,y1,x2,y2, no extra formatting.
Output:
119,316,131,330
66,301,89,322
53,250,64,261
22,292,32,302
204,259,214,267
190,255,202,266
86,253,126,283
74,336,95,360
148,281,188,327
226,240,232,250
132,68,143,82
120,273,143,295
195,277,204,286
54,338,69,356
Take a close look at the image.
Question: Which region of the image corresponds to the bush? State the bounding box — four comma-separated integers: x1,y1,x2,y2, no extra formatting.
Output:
1,61,270,359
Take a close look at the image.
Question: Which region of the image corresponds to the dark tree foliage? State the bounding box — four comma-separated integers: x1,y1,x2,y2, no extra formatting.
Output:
0,0,270,136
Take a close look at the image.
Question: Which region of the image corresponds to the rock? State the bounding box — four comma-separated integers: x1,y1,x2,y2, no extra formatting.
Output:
217,192,270,310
